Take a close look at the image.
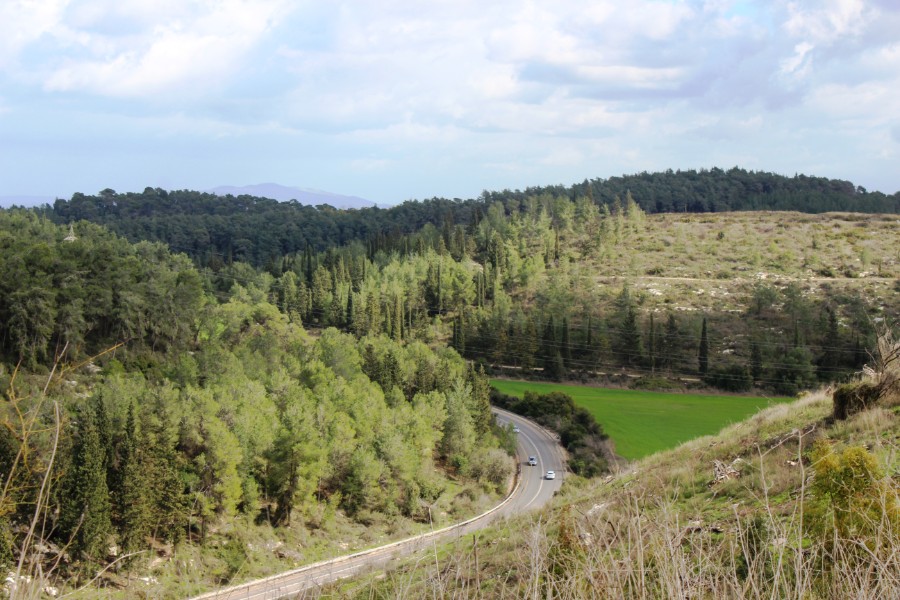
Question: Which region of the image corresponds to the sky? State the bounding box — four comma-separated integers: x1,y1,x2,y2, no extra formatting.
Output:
1,0,899,205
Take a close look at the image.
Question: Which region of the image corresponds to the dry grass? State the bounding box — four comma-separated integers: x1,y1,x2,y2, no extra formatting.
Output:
319,386,900,599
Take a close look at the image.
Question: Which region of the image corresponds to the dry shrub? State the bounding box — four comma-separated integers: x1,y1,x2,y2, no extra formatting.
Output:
833,380,882,420
833,326,900,420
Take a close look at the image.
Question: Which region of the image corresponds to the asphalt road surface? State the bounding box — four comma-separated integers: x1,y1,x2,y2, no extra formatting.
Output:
188,408,564,600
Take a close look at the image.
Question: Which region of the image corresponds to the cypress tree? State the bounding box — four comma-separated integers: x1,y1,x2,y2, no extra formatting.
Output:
119,405,152,552
817,308,842,379
437,260,443,313
345,291,354,331
304,245,313,284
699,317,709,376
329,287,343,327
392,297,402,340
548,351,566,381
561,317,572,369
585,314,596,372
613,286,642,367
662,313,679,371
465,364,494,435
59,408,112,561
750,342,763,384
540,316,557,371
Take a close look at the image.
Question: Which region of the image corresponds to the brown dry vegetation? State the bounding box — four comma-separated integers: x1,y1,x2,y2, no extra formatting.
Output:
592,211,899,280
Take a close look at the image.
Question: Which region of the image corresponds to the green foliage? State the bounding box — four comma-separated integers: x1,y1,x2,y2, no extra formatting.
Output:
0,212,203,366
35,177,895,398
698,317,709,375
612,286,642,367
704,364,753,392
805,442,900,545
493,379,791,460
59,407,112,561
45,170,898,272
771,347,817,395
0,518,13,570
490,389,607,476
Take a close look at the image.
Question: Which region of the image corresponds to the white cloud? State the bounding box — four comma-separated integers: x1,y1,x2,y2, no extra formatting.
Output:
0,0,69,69
780,41,814,76
784,0,867,44
4,0,900,199
41,0,291,96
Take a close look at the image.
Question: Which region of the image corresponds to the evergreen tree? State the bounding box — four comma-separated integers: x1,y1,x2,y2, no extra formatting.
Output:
59,408,112,560
817,307,842,379
772,346,816,395
279,271,301,323
698,317,710,376
465,364,494,436
345,291,354,331
546,351,567,381
661,313,680,371
540,316,557,371
329,287,343,328
118,405,152,552
561,317,572,369
750,341,763,384
585,314,596,370
453,313,466,354
612,287,642,366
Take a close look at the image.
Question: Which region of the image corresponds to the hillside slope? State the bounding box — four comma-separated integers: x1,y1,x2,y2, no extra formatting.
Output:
335,378,900,598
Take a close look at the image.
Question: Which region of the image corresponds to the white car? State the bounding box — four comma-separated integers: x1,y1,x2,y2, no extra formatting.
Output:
512,425,520,433
546,470,556,480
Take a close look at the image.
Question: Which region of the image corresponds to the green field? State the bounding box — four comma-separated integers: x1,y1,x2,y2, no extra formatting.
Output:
491,380,793,460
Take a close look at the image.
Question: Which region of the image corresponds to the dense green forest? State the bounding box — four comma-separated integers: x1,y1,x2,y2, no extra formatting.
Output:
3,167,898,594
0,212,512,589
44,168,899,267
70,192,887,397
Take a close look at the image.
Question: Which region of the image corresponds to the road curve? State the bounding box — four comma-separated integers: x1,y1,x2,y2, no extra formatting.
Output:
187,409,565,600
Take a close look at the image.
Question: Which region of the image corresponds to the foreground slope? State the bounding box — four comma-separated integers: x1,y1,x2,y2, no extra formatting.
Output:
330,384,899,598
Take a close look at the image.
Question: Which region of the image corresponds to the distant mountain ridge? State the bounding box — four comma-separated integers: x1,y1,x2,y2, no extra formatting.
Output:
206,183,378,209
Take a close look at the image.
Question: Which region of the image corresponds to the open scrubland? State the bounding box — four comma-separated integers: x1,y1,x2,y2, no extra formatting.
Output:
583,211,899,347
491,379,792,460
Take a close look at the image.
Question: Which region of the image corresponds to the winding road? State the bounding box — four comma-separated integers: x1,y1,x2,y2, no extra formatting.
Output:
188,408,565,600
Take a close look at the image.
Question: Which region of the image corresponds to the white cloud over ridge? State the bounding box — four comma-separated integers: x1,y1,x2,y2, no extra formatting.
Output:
1,0,899,201
40,0,290,96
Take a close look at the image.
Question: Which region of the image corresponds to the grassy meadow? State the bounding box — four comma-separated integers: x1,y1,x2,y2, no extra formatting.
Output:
491,379,793,459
